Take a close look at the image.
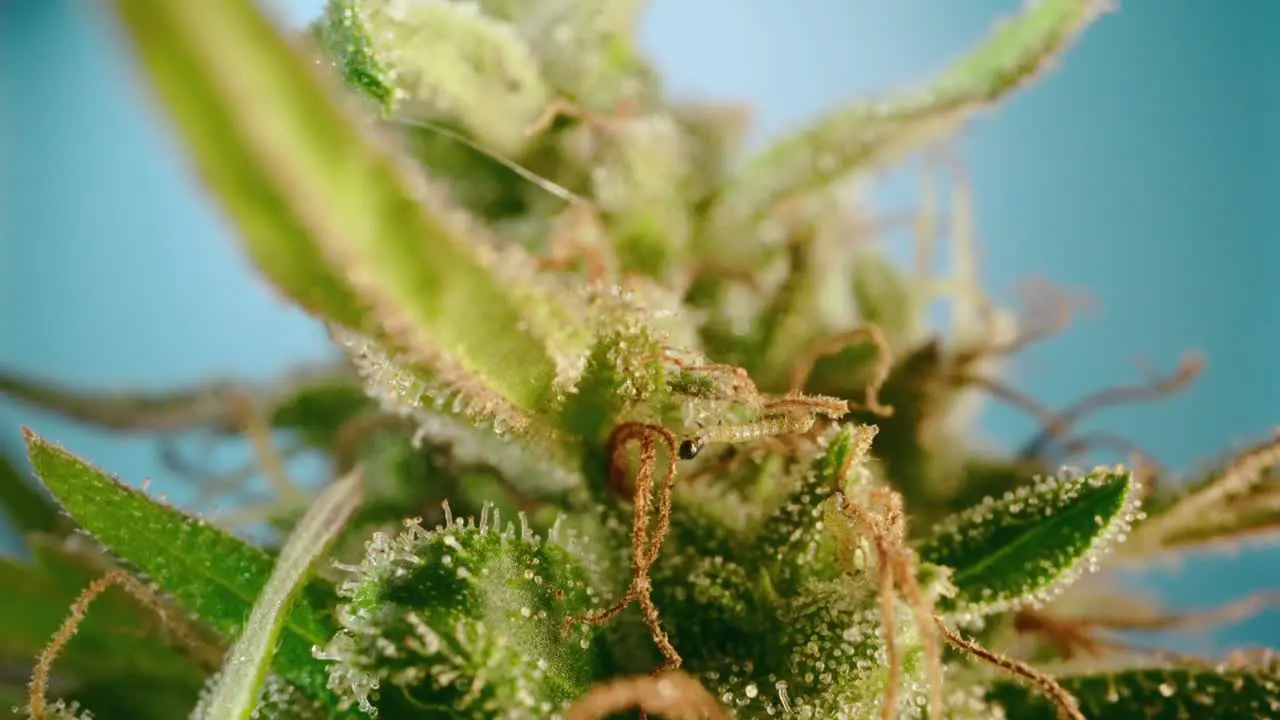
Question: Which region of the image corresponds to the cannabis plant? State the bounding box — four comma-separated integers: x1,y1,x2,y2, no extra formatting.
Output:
4,0,1279,718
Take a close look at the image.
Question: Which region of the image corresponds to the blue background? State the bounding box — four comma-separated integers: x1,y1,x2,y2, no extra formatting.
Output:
1,1,1276,651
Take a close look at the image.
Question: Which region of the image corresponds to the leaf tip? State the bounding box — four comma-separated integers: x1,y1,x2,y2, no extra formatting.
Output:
22,425,57,469
924,463,1144,618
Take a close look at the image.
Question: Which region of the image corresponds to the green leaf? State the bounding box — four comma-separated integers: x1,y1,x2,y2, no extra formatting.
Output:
110,0,565,421
316,506,603,717
918,466,1139,616
196,469,362,720
22,429,342,711
706,0,1104,246
987,660,1280,720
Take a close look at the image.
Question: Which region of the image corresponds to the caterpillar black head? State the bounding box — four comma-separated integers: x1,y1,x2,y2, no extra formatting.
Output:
678,436,705,460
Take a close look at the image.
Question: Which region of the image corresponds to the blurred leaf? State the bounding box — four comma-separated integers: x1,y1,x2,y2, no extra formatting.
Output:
308,0,394,112
1126,433,1280,557
918,466,1137,616
197,470,361,720
987,659,1280,720
0,535,209,686
943,455,1045,518
0,687,29,718
23,430,342,711
0,534,210,719
0,370,240,432
109,5,368,329
63,678,203,720
591,114,694,278
111,0,566,421
669,101,753,202
317,0,552,155
268,380,374,449
841,340,950,501
393,118,543,220
851,250,923,352
0,365,357,443
481,0,656,111
749,222,824,389
801,340,884,403
1157,499,1280,552
0,449,62,538
706,0,1104,247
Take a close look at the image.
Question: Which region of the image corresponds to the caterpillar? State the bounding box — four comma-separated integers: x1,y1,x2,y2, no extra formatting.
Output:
678,412,819,460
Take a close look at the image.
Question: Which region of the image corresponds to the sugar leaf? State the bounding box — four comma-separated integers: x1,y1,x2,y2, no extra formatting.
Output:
918,466,1139,616
987,658,1280,720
